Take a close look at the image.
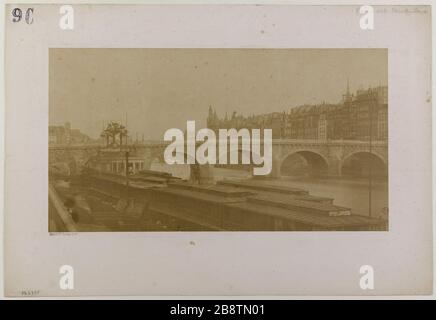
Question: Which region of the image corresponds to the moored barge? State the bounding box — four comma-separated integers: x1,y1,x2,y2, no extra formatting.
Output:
49,169,387,232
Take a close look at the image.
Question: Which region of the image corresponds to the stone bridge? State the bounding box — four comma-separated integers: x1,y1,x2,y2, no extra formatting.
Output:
49,139,388,178
270,139,388,177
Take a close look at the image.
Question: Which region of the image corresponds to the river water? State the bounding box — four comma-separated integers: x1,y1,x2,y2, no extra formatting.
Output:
261,176,388,218
150,163,388,218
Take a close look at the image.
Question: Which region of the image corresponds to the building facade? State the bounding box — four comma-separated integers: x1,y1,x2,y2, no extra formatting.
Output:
49,122,91,145
207,85,388,141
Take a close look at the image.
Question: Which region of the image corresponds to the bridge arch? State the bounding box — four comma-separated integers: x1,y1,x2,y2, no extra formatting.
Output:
341,151,387,177
279,150,329,177
216,148,257,166
150,151,215,184
215,146,266,178
149,151,192,179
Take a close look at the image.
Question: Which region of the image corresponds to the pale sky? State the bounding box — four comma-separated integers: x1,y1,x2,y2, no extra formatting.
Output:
49,48,387,139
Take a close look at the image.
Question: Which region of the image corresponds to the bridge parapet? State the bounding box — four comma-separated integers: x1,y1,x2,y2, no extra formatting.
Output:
49,139,388,178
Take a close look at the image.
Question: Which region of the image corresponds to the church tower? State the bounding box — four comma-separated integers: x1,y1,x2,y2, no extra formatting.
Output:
342,78,353,104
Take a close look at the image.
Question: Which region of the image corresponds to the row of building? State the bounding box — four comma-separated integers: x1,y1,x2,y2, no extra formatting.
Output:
207,84,388,141
49,122,91,145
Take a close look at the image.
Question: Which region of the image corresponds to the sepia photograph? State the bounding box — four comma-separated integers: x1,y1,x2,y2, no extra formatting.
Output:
49,48,388,232
3,3,433,298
